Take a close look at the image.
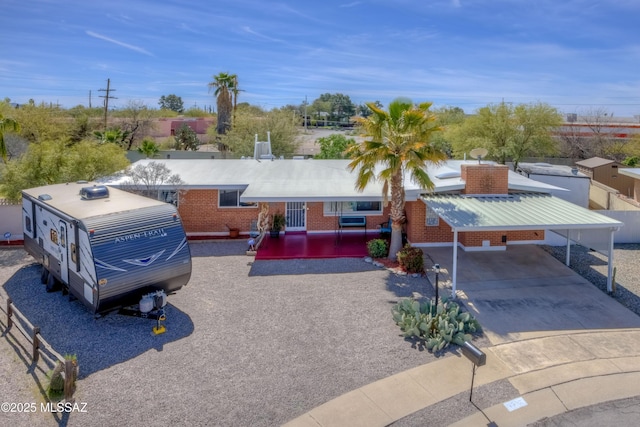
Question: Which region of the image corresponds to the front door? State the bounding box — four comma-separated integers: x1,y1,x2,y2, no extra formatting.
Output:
59,221,69,283
285,202,306,231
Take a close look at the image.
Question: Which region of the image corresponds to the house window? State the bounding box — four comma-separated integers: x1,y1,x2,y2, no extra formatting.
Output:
219,189,256,208
426,206,439,226
159,190,179,206
324,201,382,215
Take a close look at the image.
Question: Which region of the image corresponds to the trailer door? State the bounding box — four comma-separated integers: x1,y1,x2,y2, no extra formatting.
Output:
59,221,69,283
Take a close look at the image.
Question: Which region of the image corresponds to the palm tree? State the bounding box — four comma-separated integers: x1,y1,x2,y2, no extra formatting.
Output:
137,138,159,158
0,112,21,163
208,72,238,135
93,128,129,147
348,97,446,261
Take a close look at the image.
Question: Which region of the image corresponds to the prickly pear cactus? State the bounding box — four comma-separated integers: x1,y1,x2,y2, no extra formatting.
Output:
391,297,482,353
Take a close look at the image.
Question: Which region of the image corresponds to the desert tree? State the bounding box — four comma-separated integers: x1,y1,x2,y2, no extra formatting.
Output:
314,134,357,159
119,161,185,202
0,111,20,163
0,140,129,201
158,94,184,113
449,102,562,170
174,124,200,151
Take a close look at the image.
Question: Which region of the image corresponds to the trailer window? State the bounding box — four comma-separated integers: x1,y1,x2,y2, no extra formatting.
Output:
71,243,77,263
50,229,59,244
25,217,32,233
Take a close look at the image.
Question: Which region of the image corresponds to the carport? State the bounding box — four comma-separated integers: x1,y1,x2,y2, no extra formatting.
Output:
421,193,623,295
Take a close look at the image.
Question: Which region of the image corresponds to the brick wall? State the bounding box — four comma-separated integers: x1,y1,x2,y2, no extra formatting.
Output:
461,164,509,194
306,202,389,233
458,230,544,247
177,192,390,235
405,201,453,243
178,189,261,234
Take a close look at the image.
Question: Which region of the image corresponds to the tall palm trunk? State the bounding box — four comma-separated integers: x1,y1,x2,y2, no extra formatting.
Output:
388,171,405,261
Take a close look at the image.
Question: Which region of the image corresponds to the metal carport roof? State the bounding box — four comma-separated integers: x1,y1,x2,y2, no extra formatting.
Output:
421,193,622,231
420,193,623,295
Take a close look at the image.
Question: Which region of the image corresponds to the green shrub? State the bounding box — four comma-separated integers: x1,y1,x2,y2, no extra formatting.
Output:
367,239,388,258
47,354,78,400
397,244,424,274
391,297,482,352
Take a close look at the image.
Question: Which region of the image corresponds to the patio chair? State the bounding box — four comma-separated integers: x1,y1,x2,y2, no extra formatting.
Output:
379,218,392,236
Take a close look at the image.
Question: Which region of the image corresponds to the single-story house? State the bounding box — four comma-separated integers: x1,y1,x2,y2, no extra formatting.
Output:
102,158,623,293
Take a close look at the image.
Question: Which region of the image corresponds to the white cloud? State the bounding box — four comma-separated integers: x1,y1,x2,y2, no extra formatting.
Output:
86,31,154,56
340,1,362,8
240,26,284,43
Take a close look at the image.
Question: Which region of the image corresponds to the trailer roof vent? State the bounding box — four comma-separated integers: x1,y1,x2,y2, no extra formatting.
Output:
80,185,110,200
38,194,52,201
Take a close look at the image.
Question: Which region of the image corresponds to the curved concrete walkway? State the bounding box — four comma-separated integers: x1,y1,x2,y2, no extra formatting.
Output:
284,246,640,426
285,329,640,427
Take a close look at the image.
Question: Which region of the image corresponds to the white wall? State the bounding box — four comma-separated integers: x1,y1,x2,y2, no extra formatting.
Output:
596,210,640,244
0,203,23,242
529,174,590,208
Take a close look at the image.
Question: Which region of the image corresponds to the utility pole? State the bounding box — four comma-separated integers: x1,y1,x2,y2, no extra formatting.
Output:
89,90,92,108
99,78,117,130
303,95,308,132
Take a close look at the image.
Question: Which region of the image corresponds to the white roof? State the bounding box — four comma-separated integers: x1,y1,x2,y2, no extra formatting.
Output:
403,160,567,200
102,159,566,202
22,182,166,220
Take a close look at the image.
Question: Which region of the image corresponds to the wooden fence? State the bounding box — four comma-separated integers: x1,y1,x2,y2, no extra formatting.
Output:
3,297,77,400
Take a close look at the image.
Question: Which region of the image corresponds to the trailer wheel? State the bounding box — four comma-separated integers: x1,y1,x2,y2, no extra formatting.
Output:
46,274,60,293
40,267,49,284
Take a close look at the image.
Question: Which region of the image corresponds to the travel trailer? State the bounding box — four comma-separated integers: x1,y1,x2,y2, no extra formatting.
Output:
21,182,191,314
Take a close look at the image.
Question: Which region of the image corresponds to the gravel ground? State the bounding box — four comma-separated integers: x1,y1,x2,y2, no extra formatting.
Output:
0,242,487,427
1,242,638,427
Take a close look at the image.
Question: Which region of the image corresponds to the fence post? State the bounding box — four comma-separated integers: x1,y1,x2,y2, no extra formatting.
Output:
6,298,12,329
64,359,75,400
32,326,40,362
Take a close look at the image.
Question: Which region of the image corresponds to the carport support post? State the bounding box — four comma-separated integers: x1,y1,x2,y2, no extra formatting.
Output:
565,230,571,266
607,228,615,293
452,229,458,298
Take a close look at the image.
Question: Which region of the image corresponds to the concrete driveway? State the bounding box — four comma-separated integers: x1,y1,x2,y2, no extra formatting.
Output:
425,244,640,344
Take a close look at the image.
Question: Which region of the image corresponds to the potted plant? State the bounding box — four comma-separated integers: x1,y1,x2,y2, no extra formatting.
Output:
270,212,286,238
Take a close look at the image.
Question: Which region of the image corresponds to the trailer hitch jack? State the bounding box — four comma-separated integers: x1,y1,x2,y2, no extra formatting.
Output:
153,309,166,335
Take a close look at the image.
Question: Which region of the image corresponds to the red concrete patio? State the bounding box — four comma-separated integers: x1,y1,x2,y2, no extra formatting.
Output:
255,232,372,260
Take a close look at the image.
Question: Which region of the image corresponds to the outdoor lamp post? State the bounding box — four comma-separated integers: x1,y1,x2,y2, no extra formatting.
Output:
433,264,440,306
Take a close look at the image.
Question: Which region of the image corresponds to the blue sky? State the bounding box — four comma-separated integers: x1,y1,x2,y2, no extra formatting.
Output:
2,0,639,116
